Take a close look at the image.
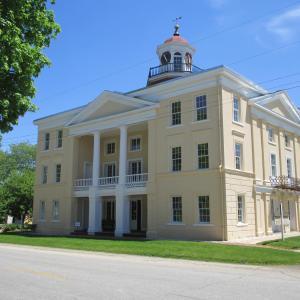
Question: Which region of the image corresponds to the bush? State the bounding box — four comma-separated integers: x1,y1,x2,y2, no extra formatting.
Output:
0,223,36,233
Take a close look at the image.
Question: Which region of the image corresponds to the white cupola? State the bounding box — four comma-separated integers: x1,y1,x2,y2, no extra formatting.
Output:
147,23,198,86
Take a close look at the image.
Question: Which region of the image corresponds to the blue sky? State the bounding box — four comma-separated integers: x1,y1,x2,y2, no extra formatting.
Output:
2,0,300,149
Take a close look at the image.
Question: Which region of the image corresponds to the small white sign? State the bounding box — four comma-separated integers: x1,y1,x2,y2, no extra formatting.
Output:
75,222,81,227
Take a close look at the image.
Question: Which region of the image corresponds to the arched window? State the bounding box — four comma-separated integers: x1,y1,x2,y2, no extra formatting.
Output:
161,51,171,65
174,52,182,72
185,53,192,71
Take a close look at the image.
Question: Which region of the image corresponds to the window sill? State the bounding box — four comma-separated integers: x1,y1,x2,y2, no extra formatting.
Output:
285,147,292,151
51,220,60,223
167,222,185,226
166,124,184,129
191,119,209,125
128,149,141,153
193,223,214,227
41,149,50,153
54,147,63,151
268,141,276,146
232,121,244,127
237,222,248,227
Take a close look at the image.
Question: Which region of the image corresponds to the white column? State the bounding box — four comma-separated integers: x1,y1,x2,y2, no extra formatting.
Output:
92,131,101,187
115,125,129,237
88,131,101,235
119,125,127,185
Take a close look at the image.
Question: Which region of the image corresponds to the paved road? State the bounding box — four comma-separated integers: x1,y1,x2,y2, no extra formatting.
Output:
0,244,300,300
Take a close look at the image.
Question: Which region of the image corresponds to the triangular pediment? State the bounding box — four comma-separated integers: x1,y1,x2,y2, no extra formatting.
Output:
67,91,154,125
250,92,300,124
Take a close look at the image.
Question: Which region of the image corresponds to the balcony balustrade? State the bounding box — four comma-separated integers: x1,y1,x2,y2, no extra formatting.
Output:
73,174,148,191
148,63,202,78
269,176,300,191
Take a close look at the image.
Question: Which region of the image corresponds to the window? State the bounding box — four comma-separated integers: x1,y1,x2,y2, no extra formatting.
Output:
52,200,60,221
171,101,181,126
55,164,61,183
172,197,182,223
44,132,50,150
285,134,290,148
130,137,141,152
233,96,240,122
128,160,142,175
198,196,210,223
198,143,209,169
106,142,115,154
234,143,242,170
271,154,277,177
172,146,182,172
237,195,245,223
104,163,116,177
39,201,46,221
196,95,207,121
42,166,48,184
287,158,293,178
173,52,182,72
57,130,63,148
268,128,274,143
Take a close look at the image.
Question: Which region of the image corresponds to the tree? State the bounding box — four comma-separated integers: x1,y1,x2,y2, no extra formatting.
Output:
0,0,60,133
1,170,34,223
0,142,36,222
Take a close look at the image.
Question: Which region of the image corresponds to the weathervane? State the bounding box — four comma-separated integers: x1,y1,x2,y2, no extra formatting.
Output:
172,16,182,36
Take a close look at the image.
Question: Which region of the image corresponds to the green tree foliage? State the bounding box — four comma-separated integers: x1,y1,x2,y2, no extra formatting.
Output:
0,0,60,133
0,143,36,223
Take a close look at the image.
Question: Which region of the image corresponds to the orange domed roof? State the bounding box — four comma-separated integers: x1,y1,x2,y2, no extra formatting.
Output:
164,35,188,45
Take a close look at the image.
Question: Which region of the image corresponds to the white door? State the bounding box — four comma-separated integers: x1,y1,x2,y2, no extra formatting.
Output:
83,161,92,178
130,200,142,232
128,160,142,175
104,163,116,177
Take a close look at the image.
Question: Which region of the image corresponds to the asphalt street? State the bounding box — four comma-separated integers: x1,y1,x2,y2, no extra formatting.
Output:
0,244,300,300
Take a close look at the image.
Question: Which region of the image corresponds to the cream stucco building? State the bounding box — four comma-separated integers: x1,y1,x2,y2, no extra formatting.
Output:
33,25,300,240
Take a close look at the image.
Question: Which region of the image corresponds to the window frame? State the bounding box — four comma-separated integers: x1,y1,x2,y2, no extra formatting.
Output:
106,141,116,155
171,196,183,223
270,153,277,177
171,101,181,126
233,96,241,123
56,130,63,148
195,95,207,121
44,132,50,151
198,143,209,169
268,127,274,143
234,142,242,170
42,165,48,184
171,146,182,172
39,200,46,221
129,136,142,152
198,195,210,224
52,200,60,222
286,157,293,178
237,195,245,224
104,161,117,177
55,163,62,183
285,134,291,148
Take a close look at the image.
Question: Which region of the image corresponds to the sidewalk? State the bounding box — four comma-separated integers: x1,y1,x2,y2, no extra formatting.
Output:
220,231,300,245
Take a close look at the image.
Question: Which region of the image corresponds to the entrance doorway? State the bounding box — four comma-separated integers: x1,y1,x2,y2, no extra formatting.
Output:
130,200,142,232
102,199,115,232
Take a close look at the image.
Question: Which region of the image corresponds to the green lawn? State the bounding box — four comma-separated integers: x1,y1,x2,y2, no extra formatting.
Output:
1,233,300,265
263,236,300,250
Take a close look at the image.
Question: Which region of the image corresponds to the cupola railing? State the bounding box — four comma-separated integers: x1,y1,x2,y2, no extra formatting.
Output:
148,63,202,78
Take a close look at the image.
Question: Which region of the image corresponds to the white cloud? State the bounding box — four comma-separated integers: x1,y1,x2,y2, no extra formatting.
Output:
267,6,300,41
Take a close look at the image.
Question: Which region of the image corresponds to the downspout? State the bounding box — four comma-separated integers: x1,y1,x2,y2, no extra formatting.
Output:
217,78,227,241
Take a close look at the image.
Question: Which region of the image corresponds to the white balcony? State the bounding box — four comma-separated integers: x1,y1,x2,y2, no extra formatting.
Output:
73,174,148,191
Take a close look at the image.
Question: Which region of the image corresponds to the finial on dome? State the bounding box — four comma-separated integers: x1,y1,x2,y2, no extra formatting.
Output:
173,16,182,36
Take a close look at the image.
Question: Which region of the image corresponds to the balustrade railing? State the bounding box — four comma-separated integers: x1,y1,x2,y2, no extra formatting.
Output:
148,63,202,78
269,176,300,191
126,173,148,187
73,178,92,190
98,176,119,187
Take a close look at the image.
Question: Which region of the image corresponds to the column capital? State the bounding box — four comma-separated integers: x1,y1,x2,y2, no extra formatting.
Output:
91,130,101,136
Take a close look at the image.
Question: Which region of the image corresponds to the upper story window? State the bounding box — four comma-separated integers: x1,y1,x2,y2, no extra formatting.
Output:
196,95,207,121
52,200,60,221
234,143,242,170
198,143,209,169
268,128,274,143
198,196,210,224
171,101,181,126
233,96,240,123
55,164,61,183
104,163,116,177
270,154,277,177
172,146,182,172
56,130,63,148
44,132,50,150
173,52,182,71
172,196,182,223
287,158,293,178
42,166,48,184
237,195,245,223
39,201,46,221
285,134,291,148
106,142,116,154
130,137,141,152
